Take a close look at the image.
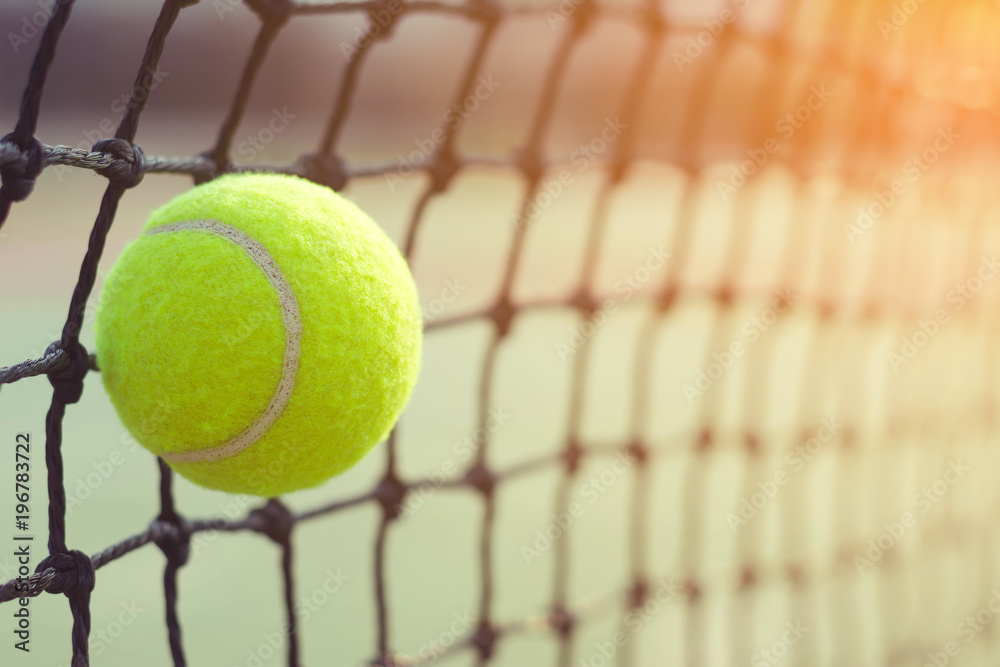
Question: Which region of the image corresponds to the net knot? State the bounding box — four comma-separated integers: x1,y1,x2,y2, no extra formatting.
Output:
365,0,403,41
297,153,347,191
643,6,666,34
549,606,575,637
715,283,735,306
464,460,495,496
491,296,515,337
471,621,498,660
92,138,146,188
562,439,583,474
570,0,596,35
35,550,95,600
608,156,628,184
569,290,597,316
376,473,409,520
683,576,702,601
153,518,191,566
244,0,292,24
697,428,712,451
626,440,647,465
626,578,648,609
427,148,459,193
517,148,544,186
249,499,294,544
786,563,805,587
655,284,677,313
466,0,501,24
46,341,89,405
0,134,44,203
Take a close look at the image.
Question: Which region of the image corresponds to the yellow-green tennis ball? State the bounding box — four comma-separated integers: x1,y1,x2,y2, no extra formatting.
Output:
95,173,422,497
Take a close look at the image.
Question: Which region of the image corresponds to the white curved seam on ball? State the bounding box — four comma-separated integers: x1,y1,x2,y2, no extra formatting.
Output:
148,219,302,464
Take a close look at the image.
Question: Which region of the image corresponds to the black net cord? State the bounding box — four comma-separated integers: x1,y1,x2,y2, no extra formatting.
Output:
59,0,186,364
157,460,189,667
208,17,287,174
42,397,94,667
372,429,408,665
280,537,299,667
317,17,374,158
162,560,185,666
553,1,664,660
469,7,592,666
367,17,506,663
0,0,74,227
248,498,300,666
613,20,664,658
470,339,499,667
401,16,497,259
374,515,391,661
25,0,188,664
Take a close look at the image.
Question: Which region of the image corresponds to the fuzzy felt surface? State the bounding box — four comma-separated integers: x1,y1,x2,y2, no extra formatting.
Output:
95,173,422,496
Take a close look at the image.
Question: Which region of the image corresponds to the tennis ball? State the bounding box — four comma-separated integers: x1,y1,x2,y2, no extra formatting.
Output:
95,173,422,497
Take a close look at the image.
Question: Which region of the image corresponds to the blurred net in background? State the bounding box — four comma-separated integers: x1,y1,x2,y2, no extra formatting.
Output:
2,0,1000,666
